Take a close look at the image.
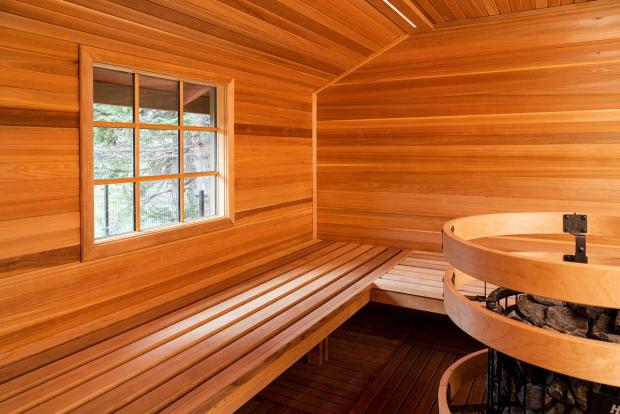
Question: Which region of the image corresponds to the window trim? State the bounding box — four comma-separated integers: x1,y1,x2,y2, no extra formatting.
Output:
80,46,235,261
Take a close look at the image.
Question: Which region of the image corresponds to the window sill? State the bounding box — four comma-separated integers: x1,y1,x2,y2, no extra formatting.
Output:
82,216,234,261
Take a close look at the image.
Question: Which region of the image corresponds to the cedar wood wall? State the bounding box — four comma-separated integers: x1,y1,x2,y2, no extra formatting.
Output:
317,1,620,251
0,2,315,368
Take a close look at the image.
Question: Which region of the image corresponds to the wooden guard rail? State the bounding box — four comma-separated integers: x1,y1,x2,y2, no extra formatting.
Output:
442,212,620,387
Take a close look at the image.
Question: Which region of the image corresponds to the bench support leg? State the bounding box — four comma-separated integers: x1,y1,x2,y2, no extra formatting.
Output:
306,338,328,367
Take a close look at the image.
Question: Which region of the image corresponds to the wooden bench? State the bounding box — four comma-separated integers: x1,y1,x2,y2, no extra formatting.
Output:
371,251,496,314
0,241,407,413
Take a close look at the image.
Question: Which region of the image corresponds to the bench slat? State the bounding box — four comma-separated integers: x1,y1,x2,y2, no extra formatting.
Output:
68,245,380,413
0,239,332,384
0,241,341,401
9,244,367,413
1,241,406,413
159,248,407,414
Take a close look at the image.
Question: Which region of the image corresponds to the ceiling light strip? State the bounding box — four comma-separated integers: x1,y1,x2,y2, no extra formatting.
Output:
382,0,417,29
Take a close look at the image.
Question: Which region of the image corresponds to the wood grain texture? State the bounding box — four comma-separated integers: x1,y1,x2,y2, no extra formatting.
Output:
443,212,620,308
0,0,357,373
445,269,620,386
371,250,498,313
437,349,488,414
0,242,406,413
370,0,598,27
317,1,620,250
239,303,484,414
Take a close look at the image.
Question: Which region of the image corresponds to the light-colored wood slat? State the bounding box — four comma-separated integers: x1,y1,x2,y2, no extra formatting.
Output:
382,273,443,286
411,250,445,257
374,279,444,300
387,268,445,279
401,257,450,267
370,289,446,314
371,250,498,312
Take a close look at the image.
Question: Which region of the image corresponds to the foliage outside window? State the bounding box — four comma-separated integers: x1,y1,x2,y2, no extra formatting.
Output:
92,66,222,239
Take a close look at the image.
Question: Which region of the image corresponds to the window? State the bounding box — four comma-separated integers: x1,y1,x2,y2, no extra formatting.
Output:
80,47,234,260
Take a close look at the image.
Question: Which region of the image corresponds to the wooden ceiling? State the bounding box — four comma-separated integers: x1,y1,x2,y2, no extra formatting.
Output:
367,0,599,29
4,0,601,89
94,0,601,82
51,0,406,88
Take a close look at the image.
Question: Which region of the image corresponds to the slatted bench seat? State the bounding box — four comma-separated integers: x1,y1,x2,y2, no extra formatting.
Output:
0,241,407,414
370,251,496,314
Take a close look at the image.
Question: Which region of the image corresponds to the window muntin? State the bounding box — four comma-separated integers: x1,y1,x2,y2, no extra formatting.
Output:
92,67,221,240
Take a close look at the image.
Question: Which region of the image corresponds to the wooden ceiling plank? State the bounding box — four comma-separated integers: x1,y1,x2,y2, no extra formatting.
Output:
400,0,437,29
297,0,389,49
415,0,448,23
372,0,433,30
481,0,501,15
468,0,492,17
509,0,525,12
454,0,479,18
548,0,562,6
344,0,411,37
56,0,345,78
521,0,537,10
427,0,459,22
495,0,513,14
442,0,468,20
219,0,374,56
101,0,349,75
172,0,373,61
1,2,328,88
365,0,419,34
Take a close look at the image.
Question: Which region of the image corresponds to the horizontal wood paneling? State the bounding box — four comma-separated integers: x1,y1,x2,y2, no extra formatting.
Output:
0,0,367,369
317,1,620,250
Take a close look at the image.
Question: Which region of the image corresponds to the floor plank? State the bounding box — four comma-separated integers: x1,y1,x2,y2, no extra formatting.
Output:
237,303,485,414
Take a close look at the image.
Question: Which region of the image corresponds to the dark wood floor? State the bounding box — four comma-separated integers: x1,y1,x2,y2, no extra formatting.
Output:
237,303,484,414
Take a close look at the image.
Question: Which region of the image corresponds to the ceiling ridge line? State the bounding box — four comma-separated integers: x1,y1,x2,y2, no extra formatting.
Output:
314,33,410,94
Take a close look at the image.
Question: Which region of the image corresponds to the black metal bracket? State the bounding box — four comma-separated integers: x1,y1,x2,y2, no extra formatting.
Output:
563,213,588,264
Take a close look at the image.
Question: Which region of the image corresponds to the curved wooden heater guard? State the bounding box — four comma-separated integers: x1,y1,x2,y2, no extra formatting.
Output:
442,212,620,388
438,349,488,414
443,212,620,308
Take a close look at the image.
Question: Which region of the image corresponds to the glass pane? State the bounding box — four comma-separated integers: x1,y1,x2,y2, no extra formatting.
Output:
94,183,134,239
94,127,133,179
139,75,178,125
93,67,133,123
184,131,216,173
183,83,216,127
184,176,216,221
139,129,179,176
140,179,179,230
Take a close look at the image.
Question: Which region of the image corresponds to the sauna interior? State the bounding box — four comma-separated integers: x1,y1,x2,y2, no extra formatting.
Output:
1,0,620,413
